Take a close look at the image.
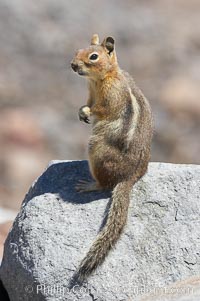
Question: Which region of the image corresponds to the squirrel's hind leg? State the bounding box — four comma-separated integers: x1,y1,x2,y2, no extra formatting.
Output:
75,180,102,193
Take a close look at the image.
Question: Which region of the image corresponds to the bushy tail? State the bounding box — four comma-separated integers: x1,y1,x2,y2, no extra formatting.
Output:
76,180,133,282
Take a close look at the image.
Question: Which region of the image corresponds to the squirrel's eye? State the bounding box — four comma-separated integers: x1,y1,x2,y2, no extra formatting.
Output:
89,53,99,61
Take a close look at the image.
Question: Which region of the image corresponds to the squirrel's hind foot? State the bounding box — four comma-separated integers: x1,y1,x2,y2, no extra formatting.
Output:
75,180,102,193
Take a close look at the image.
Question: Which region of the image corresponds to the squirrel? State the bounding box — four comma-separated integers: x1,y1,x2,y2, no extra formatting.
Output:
71,34,153,282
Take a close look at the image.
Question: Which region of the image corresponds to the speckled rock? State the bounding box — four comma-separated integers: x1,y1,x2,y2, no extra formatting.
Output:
0,161,200,301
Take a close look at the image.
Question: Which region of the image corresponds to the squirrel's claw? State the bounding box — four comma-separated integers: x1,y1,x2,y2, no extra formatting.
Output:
79,115,90,124
84,117,90,124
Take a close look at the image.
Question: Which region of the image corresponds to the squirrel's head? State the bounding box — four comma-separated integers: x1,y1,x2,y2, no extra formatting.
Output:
71,34,118,80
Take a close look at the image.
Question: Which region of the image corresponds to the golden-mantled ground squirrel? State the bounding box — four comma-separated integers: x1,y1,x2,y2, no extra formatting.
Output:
71,34,153,282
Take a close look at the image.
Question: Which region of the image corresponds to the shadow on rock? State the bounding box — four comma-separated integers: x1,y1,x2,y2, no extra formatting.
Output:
23,160,111,205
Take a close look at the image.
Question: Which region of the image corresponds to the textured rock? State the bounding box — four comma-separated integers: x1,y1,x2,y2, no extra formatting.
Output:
0,160,200,301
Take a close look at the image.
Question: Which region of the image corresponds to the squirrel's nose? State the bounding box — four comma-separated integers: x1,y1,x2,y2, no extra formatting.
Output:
71,62,78,72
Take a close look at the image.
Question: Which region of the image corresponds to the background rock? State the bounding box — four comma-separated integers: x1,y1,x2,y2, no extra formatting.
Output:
0,221,13,262
0,208,17,260
0,160,200,301
140,276,200,301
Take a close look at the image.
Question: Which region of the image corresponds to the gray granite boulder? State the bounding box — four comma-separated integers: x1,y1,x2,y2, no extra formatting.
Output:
0,161,200,301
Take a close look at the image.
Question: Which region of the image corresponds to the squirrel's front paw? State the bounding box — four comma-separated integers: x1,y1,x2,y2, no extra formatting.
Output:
79,106,91,124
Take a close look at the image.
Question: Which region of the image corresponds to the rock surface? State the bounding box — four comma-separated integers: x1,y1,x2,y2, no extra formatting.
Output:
1,0,200,212
0,160,200,301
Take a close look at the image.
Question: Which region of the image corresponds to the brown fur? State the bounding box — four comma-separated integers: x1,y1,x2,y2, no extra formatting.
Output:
71,34,154,281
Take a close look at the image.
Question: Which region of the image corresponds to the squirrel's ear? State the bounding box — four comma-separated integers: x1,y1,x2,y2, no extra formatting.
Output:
91,34,99,45
101,36,115,54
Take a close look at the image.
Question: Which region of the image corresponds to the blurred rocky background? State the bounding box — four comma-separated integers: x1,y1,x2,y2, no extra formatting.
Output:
0,0,200,250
